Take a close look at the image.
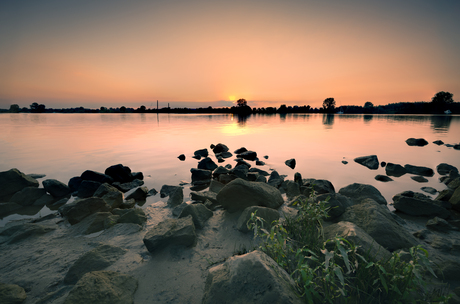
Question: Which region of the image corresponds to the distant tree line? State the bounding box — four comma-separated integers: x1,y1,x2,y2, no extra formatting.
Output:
1,92,457,114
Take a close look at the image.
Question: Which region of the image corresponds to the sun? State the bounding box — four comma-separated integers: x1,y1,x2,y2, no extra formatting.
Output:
229,95,236,102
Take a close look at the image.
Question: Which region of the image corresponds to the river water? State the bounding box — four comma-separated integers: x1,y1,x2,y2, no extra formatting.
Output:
1,113,459,225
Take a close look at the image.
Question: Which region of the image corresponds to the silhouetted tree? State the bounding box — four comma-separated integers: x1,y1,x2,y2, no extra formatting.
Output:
322,98,336,113
278,104,287,113
432,91,453,105
9,104,20,113
364,101,374,108
120,106,126,113
30,102,46,113
237,99,247,107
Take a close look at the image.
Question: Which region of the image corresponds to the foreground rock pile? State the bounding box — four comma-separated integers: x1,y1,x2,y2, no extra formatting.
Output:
1,142,460,303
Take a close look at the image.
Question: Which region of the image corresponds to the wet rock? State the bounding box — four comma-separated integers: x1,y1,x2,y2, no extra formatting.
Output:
179,203,213,229
190,190,217,204
43,179,71,197
68,176,83,193
229,165,249,180
132,172,143,180
194,148,208,159
264,155,269,159
212,143,229,153
63,271,137,304
167,187,183,206
216,178,283,213
64,244,128,285
198,157,218,171
338,199,419,251
80,170,113,184
404,164,434,177
338,183,386,205
160,185,180,198
190,168,212,185
381,161,386,167
236,206,279,233
219,174,236,184
9,187,47,206
267,170,284,188
405,138,428,146
342,160,348,164
218,151,233,159
0,282,27,304
354,155,379,170
256,160,265,166
209,180,225,193
178,154,186,161
411,176,428,183
323,221,391,261
120,198,136,209
237,151,257,161
104,164,133,183
385,163,407,177
426,217,456,233
312,193,353,220
285,158,296,169
65,197,111,225
172,202,188,217
234,147,247,154
302,178,335,196
147,188,158,196
125,186,148,201
94,184,123,209
202,250,302,304
213,166,230,178
437,163,459,176
375,175,393,182
0,168,39,201
285,181,301,200
112,179,144,193
421,187,438,195
392,191,450,218
143,215,196,253
433,140,444,145
78,181,102,198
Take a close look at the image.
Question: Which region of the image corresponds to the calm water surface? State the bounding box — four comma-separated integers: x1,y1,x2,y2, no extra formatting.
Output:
1,113,459,225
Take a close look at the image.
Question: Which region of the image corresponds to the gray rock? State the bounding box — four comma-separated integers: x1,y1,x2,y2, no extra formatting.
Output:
209,180,225,193
312,193,354,220
0,202,22,217
302,178,335,196
191,190,217,204
413,229,431,240
338,199,418,251
9,187,47,206
202,250,302,304
65,197,111,225
78,180,102,198
34,193,55,206
194,148,208,158
435,258,460,281
219,174,237,184
0,282,27,304
436,188,454,202
375,175,393,182
117,208,147,225
354,155,379,170
230,165,249,180
385,163,407,177
76,212,112,235
323,221,391,261
392,191,450,218
426,217,456,232
421,187,437,195
448,177,460,189
104,215,120,229
143,215,196,253
112,179,144,193
64,244,128,284
179,203,213,229
236,206,280,233
411,176,428,183
285,158,296,169
120,198,136,209
218,151,233,159
1,223,55,244
213,166,230,178
437,163,459,176
216,178,284,213
43,179,71,197
160,185,180,198
125,186,148,201
147,188,158,196
405,138,428,146
404,164,434,177
450,186,460,212
190,168,212,185
167,187,183,206
338,183,386,205
198,157,218,171
94,184,123,207
0,168,39,201
267,170,284,188
63,271,137,304
285,180,301,200
256,160,265,166
172,202,188,217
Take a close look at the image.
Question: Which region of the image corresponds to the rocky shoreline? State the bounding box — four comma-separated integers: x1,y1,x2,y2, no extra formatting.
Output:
1,142,460,303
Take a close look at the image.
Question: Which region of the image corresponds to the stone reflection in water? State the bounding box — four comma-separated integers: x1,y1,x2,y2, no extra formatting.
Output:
322,114,334,128
430,115,452,133
363,114,373,123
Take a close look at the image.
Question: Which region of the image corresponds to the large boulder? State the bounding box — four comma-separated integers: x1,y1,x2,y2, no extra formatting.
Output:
179,203,213,229
302,178,335,196
9,187,47,206
190,191,217,204
338,199,419,251
404,164,434,177
323,221,391,261
338,183,386,205
125,186,148,201
202,250,303,304
311,193,353,220
0,282,27,304
78,180,102,198
80,170,113,184
104,164,134,183
0,168,38,201
216,178,284,213
64,244,128,284
190,168,212,185
143,215,196,253
354,155,379,170
267,171,284,188
94,183,123,209
167,187,183,206
43,179,71,197
392,191,450,218
63,271,137,304
385,163,407,177
405,138,428,146
236,206,280,233
437,163,459,176
65,197,111,225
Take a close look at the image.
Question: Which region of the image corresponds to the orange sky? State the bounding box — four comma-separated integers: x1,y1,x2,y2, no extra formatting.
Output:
1,0,459,109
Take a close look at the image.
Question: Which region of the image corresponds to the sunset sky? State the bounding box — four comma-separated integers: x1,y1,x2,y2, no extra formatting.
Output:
1,0,459,109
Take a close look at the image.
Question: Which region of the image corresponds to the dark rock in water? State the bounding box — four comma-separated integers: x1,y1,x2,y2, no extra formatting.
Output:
404,164,434,177
212,143,229,154
94,184,123,209
65,197,111,225
43,179,71,197
104,164,134,183
120,198,136,209
225,164,232,169
433,140,444,145
159,185,181,198
190,168,212,185
237,151,257,161
375,175,393,182
267,170,284,188
437,163,459,176
202,250,303,304
213,166,230,178
285,158,296,169
426,217,456,232
194,148,209,158
455,144,460,150
235,159,251,168
406,138,428,146
421,187,437,195
132,172,143,180
125,186,148,201
354,155,379,170
234,147,247,154
27,173,46,179
312,193,353,220
112,179,144,193
216,156,224,163
68,176,83,192
78,180,102,198
0,283,27,304
216,178,283,213
64,244,128,285
302,178,335,196
147,188,158,196
219,151,233,158
255,160,265,166
338,199,419,251
342,160,348,164
236,206,280,233
0,168,39,201
81,170,114,184
179,203,213,229
63,271,138,304
392,191,450,218
380,161,386,167
230,165,249,180
178,154,186,161
294,172,302,187
9,187,47,206
192,155,201,160
411,176,428,183
167,187,183,206
264,155,269,159
323,221,391,261
143,215,196,253
198,157,218,171
191,190,217,204
338,183,386,205
385,163,407,177
190,184,210,191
